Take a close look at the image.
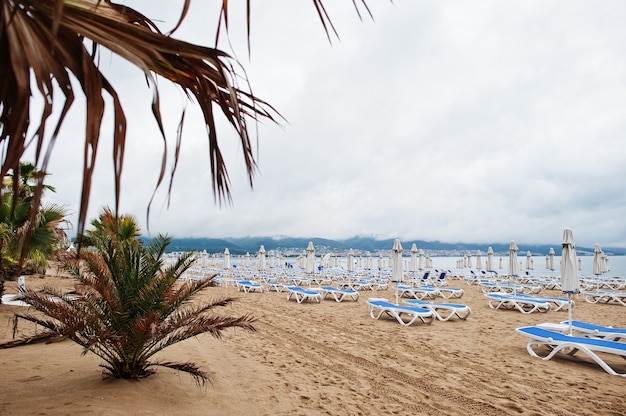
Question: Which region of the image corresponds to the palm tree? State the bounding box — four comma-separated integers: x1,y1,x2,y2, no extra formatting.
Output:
82,206,141,248
10,221,256,384
0,163,69,301
0,1,373,240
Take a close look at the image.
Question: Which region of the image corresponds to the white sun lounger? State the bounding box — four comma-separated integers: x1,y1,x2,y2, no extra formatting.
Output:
582,290,626,307
513,294,572,311
404,299,471,321
1,276,29,306
419,285,465,299
560,320,626,341
317,286,360,302
1,294,29,306
236,280,264,293
430,271,449,287
286,287,321,304
394,285,428,299
486,293,550,314
265,281,290,292
516,326,626,377
369,280,389,291
366,298,435,326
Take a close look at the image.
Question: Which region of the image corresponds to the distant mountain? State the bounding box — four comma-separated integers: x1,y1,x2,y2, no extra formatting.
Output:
142,236,626,256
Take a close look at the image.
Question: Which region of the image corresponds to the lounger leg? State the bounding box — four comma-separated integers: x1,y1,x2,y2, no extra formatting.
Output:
527,341,626,377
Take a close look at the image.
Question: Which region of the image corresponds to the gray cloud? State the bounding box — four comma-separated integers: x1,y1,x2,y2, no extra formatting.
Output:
39,1,626,248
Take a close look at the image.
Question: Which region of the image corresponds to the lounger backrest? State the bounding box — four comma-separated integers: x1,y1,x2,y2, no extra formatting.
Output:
518,326,626,353
570,320,625,334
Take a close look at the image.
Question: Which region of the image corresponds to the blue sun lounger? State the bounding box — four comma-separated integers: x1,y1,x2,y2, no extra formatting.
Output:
582,290,626,307
286,286,321,304
420,285,465,299
516,326,626,377
404,299,471,321
486,293,550,314
236,280,264,293
366,298,435,326
512,294,572,311
317,286,360,302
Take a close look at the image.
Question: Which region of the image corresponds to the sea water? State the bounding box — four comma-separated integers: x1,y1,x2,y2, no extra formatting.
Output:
293,255,626,278
203,253,626,278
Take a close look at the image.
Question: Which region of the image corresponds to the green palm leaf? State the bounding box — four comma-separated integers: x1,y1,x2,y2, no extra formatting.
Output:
8,211,255,384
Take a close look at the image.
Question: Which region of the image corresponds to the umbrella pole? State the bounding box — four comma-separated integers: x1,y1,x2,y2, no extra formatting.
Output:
568,293,573,335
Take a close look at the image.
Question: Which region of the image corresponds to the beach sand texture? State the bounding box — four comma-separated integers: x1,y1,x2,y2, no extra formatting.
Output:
2,272,626,416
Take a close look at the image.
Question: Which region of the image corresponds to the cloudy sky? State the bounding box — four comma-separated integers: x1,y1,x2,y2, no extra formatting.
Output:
37,1,626,248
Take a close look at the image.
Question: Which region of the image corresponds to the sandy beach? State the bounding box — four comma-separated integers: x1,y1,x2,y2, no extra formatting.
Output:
2,271,626,416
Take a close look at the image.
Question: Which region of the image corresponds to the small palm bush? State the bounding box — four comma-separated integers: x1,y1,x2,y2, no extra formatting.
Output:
12,212,255,384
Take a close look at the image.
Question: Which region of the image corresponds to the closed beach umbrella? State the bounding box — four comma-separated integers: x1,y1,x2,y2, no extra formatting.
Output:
499,257,503,270
603,254,610,273
391,239,404,304
305,242,315,274
592,244,603,277
466,253,473,269
378,253,383,270
409,244,418,272
526,251,532,271
418,249,426,270
508,241,519,277
347,249,355,272
269,250,275,268
257,245,266,271
366,252,373,270
486,247,494,272
245,252,251,268
548,247,555,273
475,250,483,271
223,248,231,269
561,228,580,334
325,253,333,269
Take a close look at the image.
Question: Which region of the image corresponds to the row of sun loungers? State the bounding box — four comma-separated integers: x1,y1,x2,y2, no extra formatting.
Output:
236,280,361,304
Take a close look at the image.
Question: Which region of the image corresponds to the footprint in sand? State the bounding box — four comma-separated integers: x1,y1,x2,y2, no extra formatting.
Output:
17,375,43,382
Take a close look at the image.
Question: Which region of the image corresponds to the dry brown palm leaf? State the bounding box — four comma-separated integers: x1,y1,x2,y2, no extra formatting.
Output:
1,0,374,245
1,0,277,240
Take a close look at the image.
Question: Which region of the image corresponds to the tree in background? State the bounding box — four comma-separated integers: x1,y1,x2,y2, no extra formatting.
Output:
0,162,69,301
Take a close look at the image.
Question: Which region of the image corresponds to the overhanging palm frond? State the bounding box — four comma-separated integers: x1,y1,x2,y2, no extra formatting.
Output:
1,0,377,241
1,0,279,239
